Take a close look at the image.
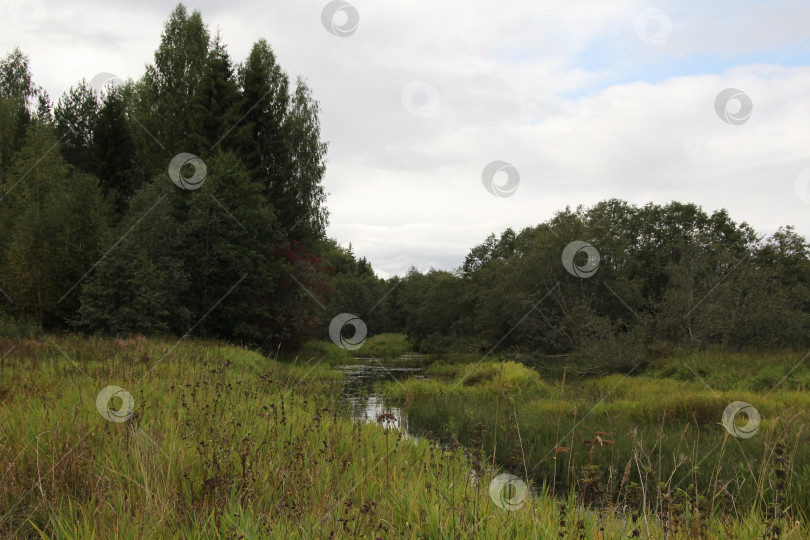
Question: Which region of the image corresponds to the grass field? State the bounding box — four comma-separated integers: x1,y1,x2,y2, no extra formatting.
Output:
0,335,808,538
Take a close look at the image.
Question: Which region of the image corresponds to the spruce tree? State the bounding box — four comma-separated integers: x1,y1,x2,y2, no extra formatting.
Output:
237,40,290,197
188,34,240,155
0,122,109,325
54,80,99,173
93,87,136,213
77,178,190,335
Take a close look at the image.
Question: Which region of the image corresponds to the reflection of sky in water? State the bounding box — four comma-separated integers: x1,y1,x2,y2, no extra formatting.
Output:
336,356,425,436
348,395,404,429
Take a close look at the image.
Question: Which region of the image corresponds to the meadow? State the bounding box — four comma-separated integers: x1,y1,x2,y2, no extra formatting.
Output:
0,335,807,538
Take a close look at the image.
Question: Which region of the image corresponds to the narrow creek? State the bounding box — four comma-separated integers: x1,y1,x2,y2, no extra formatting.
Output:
333,356,615,515
334,353,426,436
335,354,546,507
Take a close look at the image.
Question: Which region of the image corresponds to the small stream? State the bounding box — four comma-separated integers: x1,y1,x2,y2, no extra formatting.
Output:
335,355,543,503
335,354,426,434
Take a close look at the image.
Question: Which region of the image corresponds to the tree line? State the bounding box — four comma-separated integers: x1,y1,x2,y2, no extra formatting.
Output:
383,200,810,370
1,4,808,364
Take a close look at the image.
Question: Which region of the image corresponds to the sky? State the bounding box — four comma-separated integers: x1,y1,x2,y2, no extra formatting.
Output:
3,0,810,278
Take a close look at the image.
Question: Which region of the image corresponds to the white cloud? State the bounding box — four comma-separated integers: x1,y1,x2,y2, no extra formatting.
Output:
2,0,810,276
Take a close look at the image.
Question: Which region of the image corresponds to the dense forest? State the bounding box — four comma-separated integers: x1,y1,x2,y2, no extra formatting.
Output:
1,4,809,366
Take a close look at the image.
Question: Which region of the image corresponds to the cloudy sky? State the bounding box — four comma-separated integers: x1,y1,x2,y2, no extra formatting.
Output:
4,0,810,277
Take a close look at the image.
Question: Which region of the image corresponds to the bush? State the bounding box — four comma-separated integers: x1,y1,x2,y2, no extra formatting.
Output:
0,313,42,338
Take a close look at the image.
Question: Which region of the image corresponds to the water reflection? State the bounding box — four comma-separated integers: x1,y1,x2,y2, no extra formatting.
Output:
336,356,425,434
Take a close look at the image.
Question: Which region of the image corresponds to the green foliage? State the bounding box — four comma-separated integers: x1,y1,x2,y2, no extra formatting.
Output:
393,200,810,363
0,4,333,346
1,2,809,359
75,179,191,335
0,123,110,325
93,87,137,211
78,152,284,343
313,239,392,339
54,80,99,173
187,33,241,155
143,3,210,153
0,313,42,338
236,40,328,242
236,38,289,182
0,48,38,183
281,79,328,240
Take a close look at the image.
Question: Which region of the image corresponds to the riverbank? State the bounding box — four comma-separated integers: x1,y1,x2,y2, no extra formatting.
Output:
0,335,806,538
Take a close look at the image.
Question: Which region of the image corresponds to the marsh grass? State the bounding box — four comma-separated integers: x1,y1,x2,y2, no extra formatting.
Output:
1,336,808,538
385,354,810,538
293,333,414,367
359,333,414,359
293,339,355,366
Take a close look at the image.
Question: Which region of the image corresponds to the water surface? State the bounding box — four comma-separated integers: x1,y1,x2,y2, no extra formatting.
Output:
335,354,425,434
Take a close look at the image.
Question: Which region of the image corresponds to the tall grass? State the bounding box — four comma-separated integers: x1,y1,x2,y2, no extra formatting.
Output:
385,355,810,536
1,337,807,538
